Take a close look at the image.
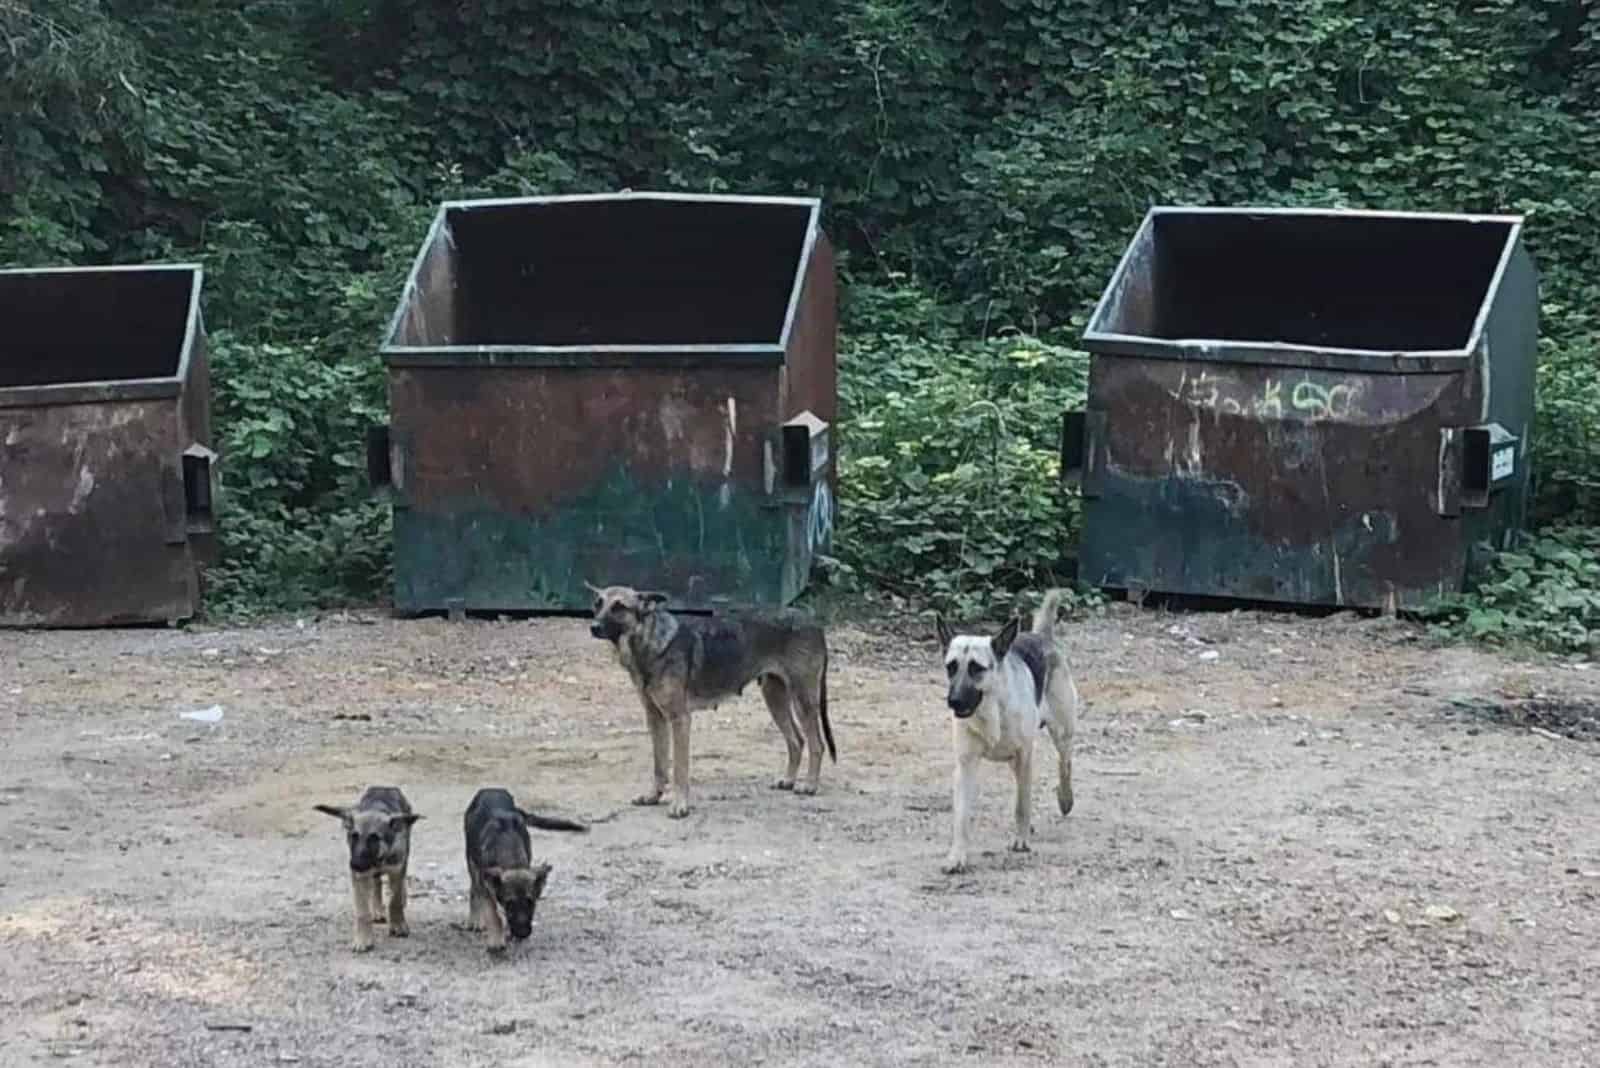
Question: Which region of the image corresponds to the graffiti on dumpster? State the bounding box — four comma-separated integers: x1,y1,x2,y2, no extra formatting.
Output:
1169,370,1364,424
806,480,833,553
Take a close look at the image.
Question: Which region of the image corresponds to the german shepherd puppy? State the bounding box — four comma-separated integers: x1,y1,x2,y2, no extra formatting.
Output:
935,590,1079,873
464,787,586,954
313,786,423,952
587,583,835,819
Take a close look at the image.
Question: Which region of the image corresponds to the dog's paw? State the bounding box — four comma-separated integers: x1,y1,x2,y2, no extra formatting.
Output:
486,942,508,957
940,855,969,875
770,777,796,791
370,914,387,925
1057,788,1074,816
1008,838,1031,854
667,800,691,819
388,920,410,938
631,792,665,807
793,780,819,797
351,938,375,954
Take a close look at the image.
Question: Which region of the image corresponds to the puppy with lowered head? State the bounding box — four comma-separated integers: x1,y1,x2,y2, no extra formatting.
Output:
313,786,423,952
464,787,586,954
935,590,1078,873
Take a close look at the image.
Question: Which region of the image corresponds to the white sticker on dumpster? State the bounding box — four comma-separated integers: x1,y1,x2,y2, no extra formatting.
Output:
1492,446,1515,482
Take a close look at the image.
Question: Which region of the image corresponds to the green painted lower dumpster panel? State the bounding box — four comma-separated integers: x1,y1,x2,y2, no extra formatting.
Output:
392,470,824,613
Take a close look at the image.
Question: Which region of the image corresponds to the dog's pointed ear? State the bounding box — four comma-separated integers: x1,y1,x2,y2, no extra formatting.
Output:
530,862,552,894
584,581,603,596
935,613,954,650
991,616,1021,660
313,804,349,824
640,591,670,612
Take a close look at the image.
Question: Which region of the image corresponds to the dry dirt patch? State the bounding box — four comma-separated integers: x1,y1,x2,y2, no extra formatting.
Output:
1,605,1596,1066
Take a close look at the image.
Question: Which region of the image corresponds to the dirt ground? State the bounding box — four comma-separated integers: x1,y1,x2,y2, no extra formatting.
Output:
1,601,1597,1067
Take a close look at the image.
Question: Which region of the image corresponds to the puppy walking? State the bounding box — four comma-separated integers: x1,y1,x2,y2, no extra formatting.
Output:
587,584,835,819
464,787,586,954
935,590,1079,873
313,786,423,952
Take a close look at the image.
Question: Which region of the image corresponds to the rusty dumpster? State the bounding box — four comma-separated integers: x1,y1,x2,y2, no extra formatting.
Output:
1067,207,1537,611
372,192,837,614
0,264,216,627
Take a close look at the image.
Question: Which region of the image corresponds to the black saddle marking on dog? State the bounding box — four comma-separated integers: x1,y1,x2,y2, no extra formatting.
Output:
1010,633,1048,704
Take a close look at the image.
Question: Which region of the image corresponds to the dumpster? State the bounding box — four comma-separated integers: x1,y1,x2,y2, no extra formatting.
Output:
1066,207,1537,611
0,264,216,627
372,192,837,614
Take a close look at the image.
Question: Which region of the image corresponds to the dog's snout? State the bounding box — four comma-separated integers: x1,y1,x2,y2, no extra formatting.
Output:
947,687,980,718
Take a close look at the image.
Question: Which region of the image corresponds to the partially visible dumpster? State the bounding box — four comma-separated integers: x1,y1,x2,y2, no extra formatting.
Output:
373,192,837,614
1067,207,1537,611
0,264,216,627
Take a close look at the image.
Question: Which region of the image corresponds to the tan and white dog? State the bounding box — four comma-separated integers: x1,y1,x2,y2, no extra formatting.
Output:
934,590,1078,873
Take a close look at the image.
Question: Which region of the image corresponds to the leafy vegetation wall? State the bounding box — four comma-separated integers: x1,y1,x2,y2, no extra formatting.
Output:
4,1,1598,645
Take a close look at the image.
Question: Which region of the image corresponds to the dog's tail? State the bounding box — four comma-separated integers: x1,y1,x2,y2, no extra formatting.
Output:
819,644,837,764
524,813,589,834
1031,588,1065,640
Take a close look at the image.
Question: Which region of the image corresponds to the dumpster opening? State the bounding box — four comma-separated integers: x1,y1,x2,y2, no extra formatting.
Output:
0,269,194,388
444,198,812,347
1100,211,1516,353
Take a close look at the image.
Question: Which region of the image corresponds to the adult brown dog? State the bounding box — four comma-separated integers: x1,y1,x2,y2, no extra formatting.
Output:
587,584,834,818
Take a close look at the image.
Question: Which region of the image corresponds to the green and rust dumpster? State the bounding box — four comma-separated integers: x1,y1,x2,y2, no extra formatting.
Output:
372,192,837,614
1067,207,1537,611
0,264,217,627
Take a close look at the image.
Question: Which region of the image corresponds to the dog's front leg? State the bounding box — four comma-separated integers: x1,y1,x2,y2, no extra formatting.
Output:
387,868,410,937
1009,750,1033,854
943,754,980,874
483,899,508,955
632,695,670,806
368,873,386,924
349,872,375,952
466,868,488,931
666,704,692,819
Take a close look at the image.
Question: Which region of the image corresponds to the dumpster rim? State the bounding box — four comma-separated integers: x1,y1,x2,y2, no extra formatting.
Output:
1081,205,1526,366
0,262,204,406
379,344,787,368
381,193,826,353
436,191,823,212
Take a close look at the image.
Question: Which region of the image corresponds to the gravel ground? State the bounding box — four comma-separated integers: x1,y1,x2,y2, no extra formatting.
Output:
1,603,1597,1067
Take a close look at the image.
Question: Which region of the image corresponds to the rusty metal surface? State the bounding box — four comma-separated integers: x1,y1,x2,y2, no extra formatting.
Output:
389,366,780,512
777,232,838,560
1078,361,1478,608
0,265,212,627
1076,209,1537,609
0,400,200,625
378,193,837,613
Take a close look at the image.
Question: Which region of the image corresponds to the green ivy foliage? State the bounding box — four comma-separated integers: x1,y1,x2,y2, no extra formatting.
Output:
0,0,1597,642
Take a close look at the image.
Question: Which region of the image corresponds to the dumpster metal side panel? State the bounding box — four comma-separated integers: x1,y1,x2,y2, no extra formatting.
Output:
387,209,460,349
0,400,198,626
1463,242,1538,560
782,232,838,429
777,231,839,597
1079,359,1475,609
387,364,787,612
